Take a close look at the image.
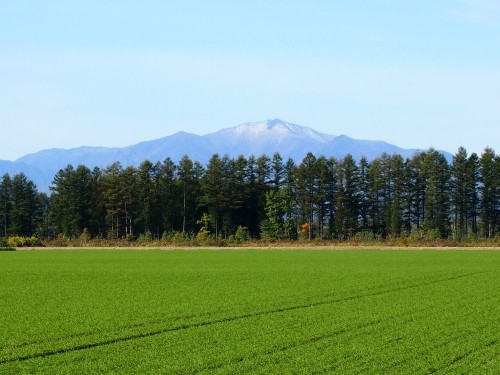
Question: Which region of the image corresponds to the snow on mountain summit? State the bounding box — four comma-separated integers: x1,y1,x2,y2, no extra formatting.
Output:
214,119,335,144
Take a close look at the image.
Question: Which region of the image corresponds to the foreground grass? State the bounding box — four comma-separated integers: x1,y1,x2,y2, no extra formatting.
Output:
1,250,498,374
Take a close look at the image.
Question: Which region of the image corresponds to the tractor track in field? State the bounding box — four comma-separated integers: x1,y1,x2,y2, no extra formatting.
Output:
427,337,499,374
190,318,385,374
0,271,486,365
193,293,493,374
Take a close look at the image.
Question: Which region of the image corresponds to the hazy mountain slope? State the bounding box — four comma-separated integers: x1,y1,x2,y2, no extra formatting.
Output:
2,119,451,192
318,135,422,160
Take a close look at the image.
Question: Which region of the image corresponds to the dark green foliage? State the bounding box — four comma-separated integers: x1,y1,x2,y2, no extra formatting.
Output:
0,173,42,237
421,149,452,238
479,148,499,238
261,188,296,239
176,155,203,234
451,147,480,239
51,165,96,238
2,147,499,241
0,174,12,237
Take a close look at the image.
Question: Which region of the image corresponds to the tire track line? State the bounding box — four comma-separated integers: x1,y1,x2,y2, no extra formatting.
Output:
0,271,485,365
427,338,499,374
191,318,384,374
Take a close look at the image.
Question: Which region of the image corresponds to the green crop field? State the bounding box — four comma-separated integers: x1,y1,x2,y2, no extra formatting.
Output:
0,249,498,374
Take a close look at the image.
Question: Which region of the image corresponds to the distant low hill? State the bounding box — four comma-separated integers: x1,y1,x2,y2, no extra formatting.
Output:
1,119,451,192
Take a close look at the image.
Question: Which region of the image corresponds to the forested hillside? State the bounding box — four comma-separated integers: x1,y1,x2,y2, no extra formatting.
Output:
1,147,498,244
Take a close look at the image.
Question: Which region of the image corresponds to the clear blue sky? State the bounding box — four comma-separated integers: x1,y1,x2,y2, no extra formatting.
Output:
1,1,499,161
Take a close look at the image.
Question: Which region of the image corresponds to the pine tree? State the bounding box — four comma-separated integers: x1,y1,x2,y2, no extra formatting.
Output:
157,158,178,236
177,155,203,234
479,148,499,238
200,154,225,239
421,149,451,238
10,173,39,236
136,160,157,235
270,152,285,191
335,155,360,239
451,147,480,239
51,165,95,238
0,174,12,237
295,152,318,239
100,162,124,239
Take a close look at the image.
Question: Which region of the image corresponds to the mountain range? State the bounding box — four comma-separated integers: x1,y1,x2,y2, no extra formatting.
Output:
0,119,451,192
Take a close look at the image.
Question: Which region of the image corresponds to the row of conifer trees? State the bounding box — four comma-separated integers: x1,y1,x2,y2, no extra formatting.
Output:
0,146,498,242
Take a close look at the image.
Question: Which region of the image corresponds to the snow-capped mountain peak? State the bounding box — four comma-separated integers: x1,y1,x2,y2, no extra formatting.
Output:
214,119,335,144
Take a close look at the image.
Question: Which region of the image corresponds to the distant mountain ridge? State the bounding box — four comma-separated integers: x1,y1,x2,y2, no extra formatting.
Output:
1,119,451,192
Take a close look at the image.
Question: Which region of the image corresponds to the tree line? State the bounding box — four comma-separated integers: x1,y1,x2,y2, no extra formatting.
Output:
0,147,499,242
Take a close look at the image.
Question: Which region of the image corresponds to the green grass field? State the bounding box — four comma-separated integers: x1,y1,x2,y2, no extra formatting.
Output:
1,249,498,374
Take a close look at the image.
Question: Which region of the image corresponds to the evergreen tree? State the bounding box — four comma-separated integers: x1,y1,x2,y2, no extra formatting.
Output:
367,156,385,237
120,166,138,237
421,149,451,238
221,155,247,236
315,156,333,239
136,160,157,235
270,152,285,191
451,147,480,238
479,148,499,238
295,153,318,239
177,155,203,234
157,158,178,236
101,162,125,239
51,165,95,238
358,157,371,233
261,188,294,239
335,155,360,239
10,173,39,236
0,174,12,237
407,152,427,230
35,192,53,239
200,154,225,239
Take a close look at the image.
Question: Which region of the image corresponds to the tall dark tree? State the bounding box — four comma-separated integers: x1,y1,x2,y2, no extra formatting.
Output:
451,147,480,239
386,154,407,237
177,155,203,234
101,162,125,239
295,152,318,239
89,167,106,235
10,173,39,236
220,155,247,236
157,158,178,236
120,166,138,237
334,155,360,239
407,152,427,230
479,148,499,238
270,152,285,191
136,160,158,235
200,154,225,239
315,156,333,239
421,149,451,238
51,165,95,238
358,157,371,232
245,155,271,236
467,152,480,236
35,192,53,239
367,156,385,237
0,174,12,237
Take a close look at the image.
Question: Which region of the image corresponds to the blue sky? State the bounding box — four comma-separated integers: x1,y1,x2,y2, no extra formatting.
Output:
1,1,499,160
